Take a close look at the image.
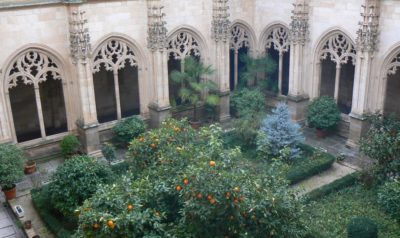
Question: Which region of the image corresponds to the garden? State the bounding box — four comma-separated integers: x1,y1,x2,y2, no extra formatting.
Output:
1,55,399,237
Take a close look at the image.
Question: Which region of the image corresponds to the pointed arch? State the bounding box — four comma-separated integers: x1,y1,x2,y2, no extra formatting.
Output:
2,44,71,143
91,33,148,122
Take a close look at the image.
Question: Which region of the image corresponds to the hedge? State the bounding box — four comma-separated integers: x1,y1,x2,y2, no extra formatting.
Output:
286,146,336,184
306,172,359,201
31,187,74,238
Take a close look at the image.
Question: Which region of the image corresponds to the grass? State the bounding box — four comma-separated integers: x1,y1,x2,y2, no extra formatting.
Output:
302,185,400,238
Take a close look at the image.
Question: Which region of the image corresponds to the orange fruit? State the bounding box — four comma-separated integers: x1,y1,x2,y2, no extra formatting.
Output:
209,198,217,205
107,220,115,229
150,143,157,149
93,223,99,229
197,193,203,199
183,178,189,185
225,192,231,199
139,137,145,142
155,212,160,217
233,198,239,204
207,195,213,200
127,204,134,211
209,161,216,167
176,185,182,191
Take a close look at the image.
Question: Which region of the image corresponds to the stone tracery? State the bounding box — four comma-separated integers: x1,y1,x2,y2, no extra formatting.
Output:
230,25,250,52
168,31,201,60
264,26,290,55
320,33,357,65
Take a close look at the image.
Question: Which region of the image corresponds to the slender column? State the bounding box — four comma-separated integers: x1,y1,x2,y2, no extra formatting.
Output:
278,52,283,95
334,65,341,102
34,86,46,139
234,50,238,88
113,71,122,120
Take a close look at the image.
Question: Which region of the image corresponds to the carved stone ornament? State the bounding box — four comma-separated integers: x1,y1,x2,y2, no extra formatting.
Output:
290,1,309,44
69,10,91,62
168,32,201,60
92,40,138,73
147,1,168,51
211,0,230,42
230,25,250,52
386,52,400,76
320,33,357,65
356,0,380,52
7,51,63,90
264,26,290,54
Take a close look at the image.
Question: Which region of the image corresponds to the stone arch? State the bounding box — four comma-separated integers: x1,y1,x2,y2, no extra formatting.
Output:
91,33,149,122
2,44,71,143
312,28,357,114
259,22,291,95
166,26,209,106
378,43,400,116
229,20,257,90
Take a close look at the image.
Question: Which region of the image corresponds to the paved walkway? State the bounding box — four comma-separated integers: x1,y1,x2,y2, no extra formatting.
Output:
0,197,24,238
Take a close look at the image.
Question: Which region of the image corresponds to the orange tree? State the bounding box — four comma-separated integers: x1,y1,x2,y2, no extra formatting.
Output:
74,120,306,237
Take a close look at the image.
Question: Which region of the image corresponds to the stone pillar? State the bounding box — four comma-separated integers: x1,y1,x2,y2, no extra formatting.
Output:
347,0,380,147
212,0,231,123
287,0,309,122
69,7,101,157
147,0,171,128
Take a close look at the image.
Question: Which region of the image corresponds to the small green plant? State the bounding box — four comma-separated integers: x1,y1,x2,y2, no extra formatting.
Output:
48,155,113,217
307,96,341,131
113,116,146,147
101,142,117,163
378,180,400,220
347,216,378,238
239,54,277,90
60,135,81,158
0,143,25,190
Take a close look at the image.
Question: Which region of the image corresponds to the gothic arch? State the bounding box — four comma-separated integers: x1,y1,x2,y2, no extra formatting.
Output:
259,22,291,95
91,34,149,122
377,43,400,115
312,28,357,114
2,44,71,143
230,20,257,53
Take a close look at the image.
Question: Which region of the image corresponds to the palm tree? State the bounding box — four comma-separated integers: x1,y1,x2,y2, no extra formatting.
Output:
169,56,219,123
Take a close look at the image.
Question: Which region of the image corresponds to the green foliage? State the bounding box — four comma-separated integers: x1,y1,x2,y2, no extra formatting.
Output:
31,187,74,238
347,217,378,238
101,142,117,162
169,56,219,121
257,103,304,161
0,143,25,189
306,173,358,201
286,149,336,184
113,116,146,147
302,185,400,238
60,135,81,158
378,180,400,220
48,155,114,217
307,96,341,131
239,54,277,90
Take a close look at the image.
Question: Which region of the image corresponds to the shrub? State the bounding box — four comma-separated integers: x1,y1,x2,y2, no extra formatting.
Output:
0,143,25,190
307,96,341,131
60,135,81,158
347,216,378,238
48,155,113,217
257,103,304,161
238,54,277,91
230,87,265,117
101,142,116,163
306,173,358,201
378,180,400,220
113,116,146,147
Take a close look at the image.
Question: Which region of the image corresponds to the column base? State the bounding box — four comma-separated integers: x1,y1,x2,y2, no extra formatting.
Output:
218,90,231,123
149,103,171,128
346,113,369,148
287,94,309,123
77,123,102,158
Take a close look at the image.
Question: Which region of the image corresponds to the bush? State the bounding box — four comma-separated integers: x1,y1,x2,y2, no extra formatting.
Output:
347,216,378,238
48,155,113,217
306,173,358,201
101,142,116,163
230,87,265,117
60,135,81,158
113,116,146,147
257,103,304,161
307,96,341,131
378,180,400,220
0,143,25,190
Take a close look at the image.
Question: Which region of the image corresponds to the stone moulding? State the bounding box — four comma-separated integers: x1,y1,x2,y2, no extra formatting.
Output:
0,0,86,9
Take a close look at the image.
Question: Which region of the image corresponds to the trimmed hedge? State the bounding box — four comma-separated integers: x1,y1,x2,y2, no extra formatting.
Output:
286,146,336,184
31,187,73,238
306,173,359,201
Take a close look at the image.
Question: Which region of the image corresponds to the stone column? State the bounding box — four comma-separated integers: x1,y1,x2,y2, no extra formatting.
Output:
69,7,102,157
347,0,380,147
212,0,231,123
147,0,171,128
287,0,309,122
